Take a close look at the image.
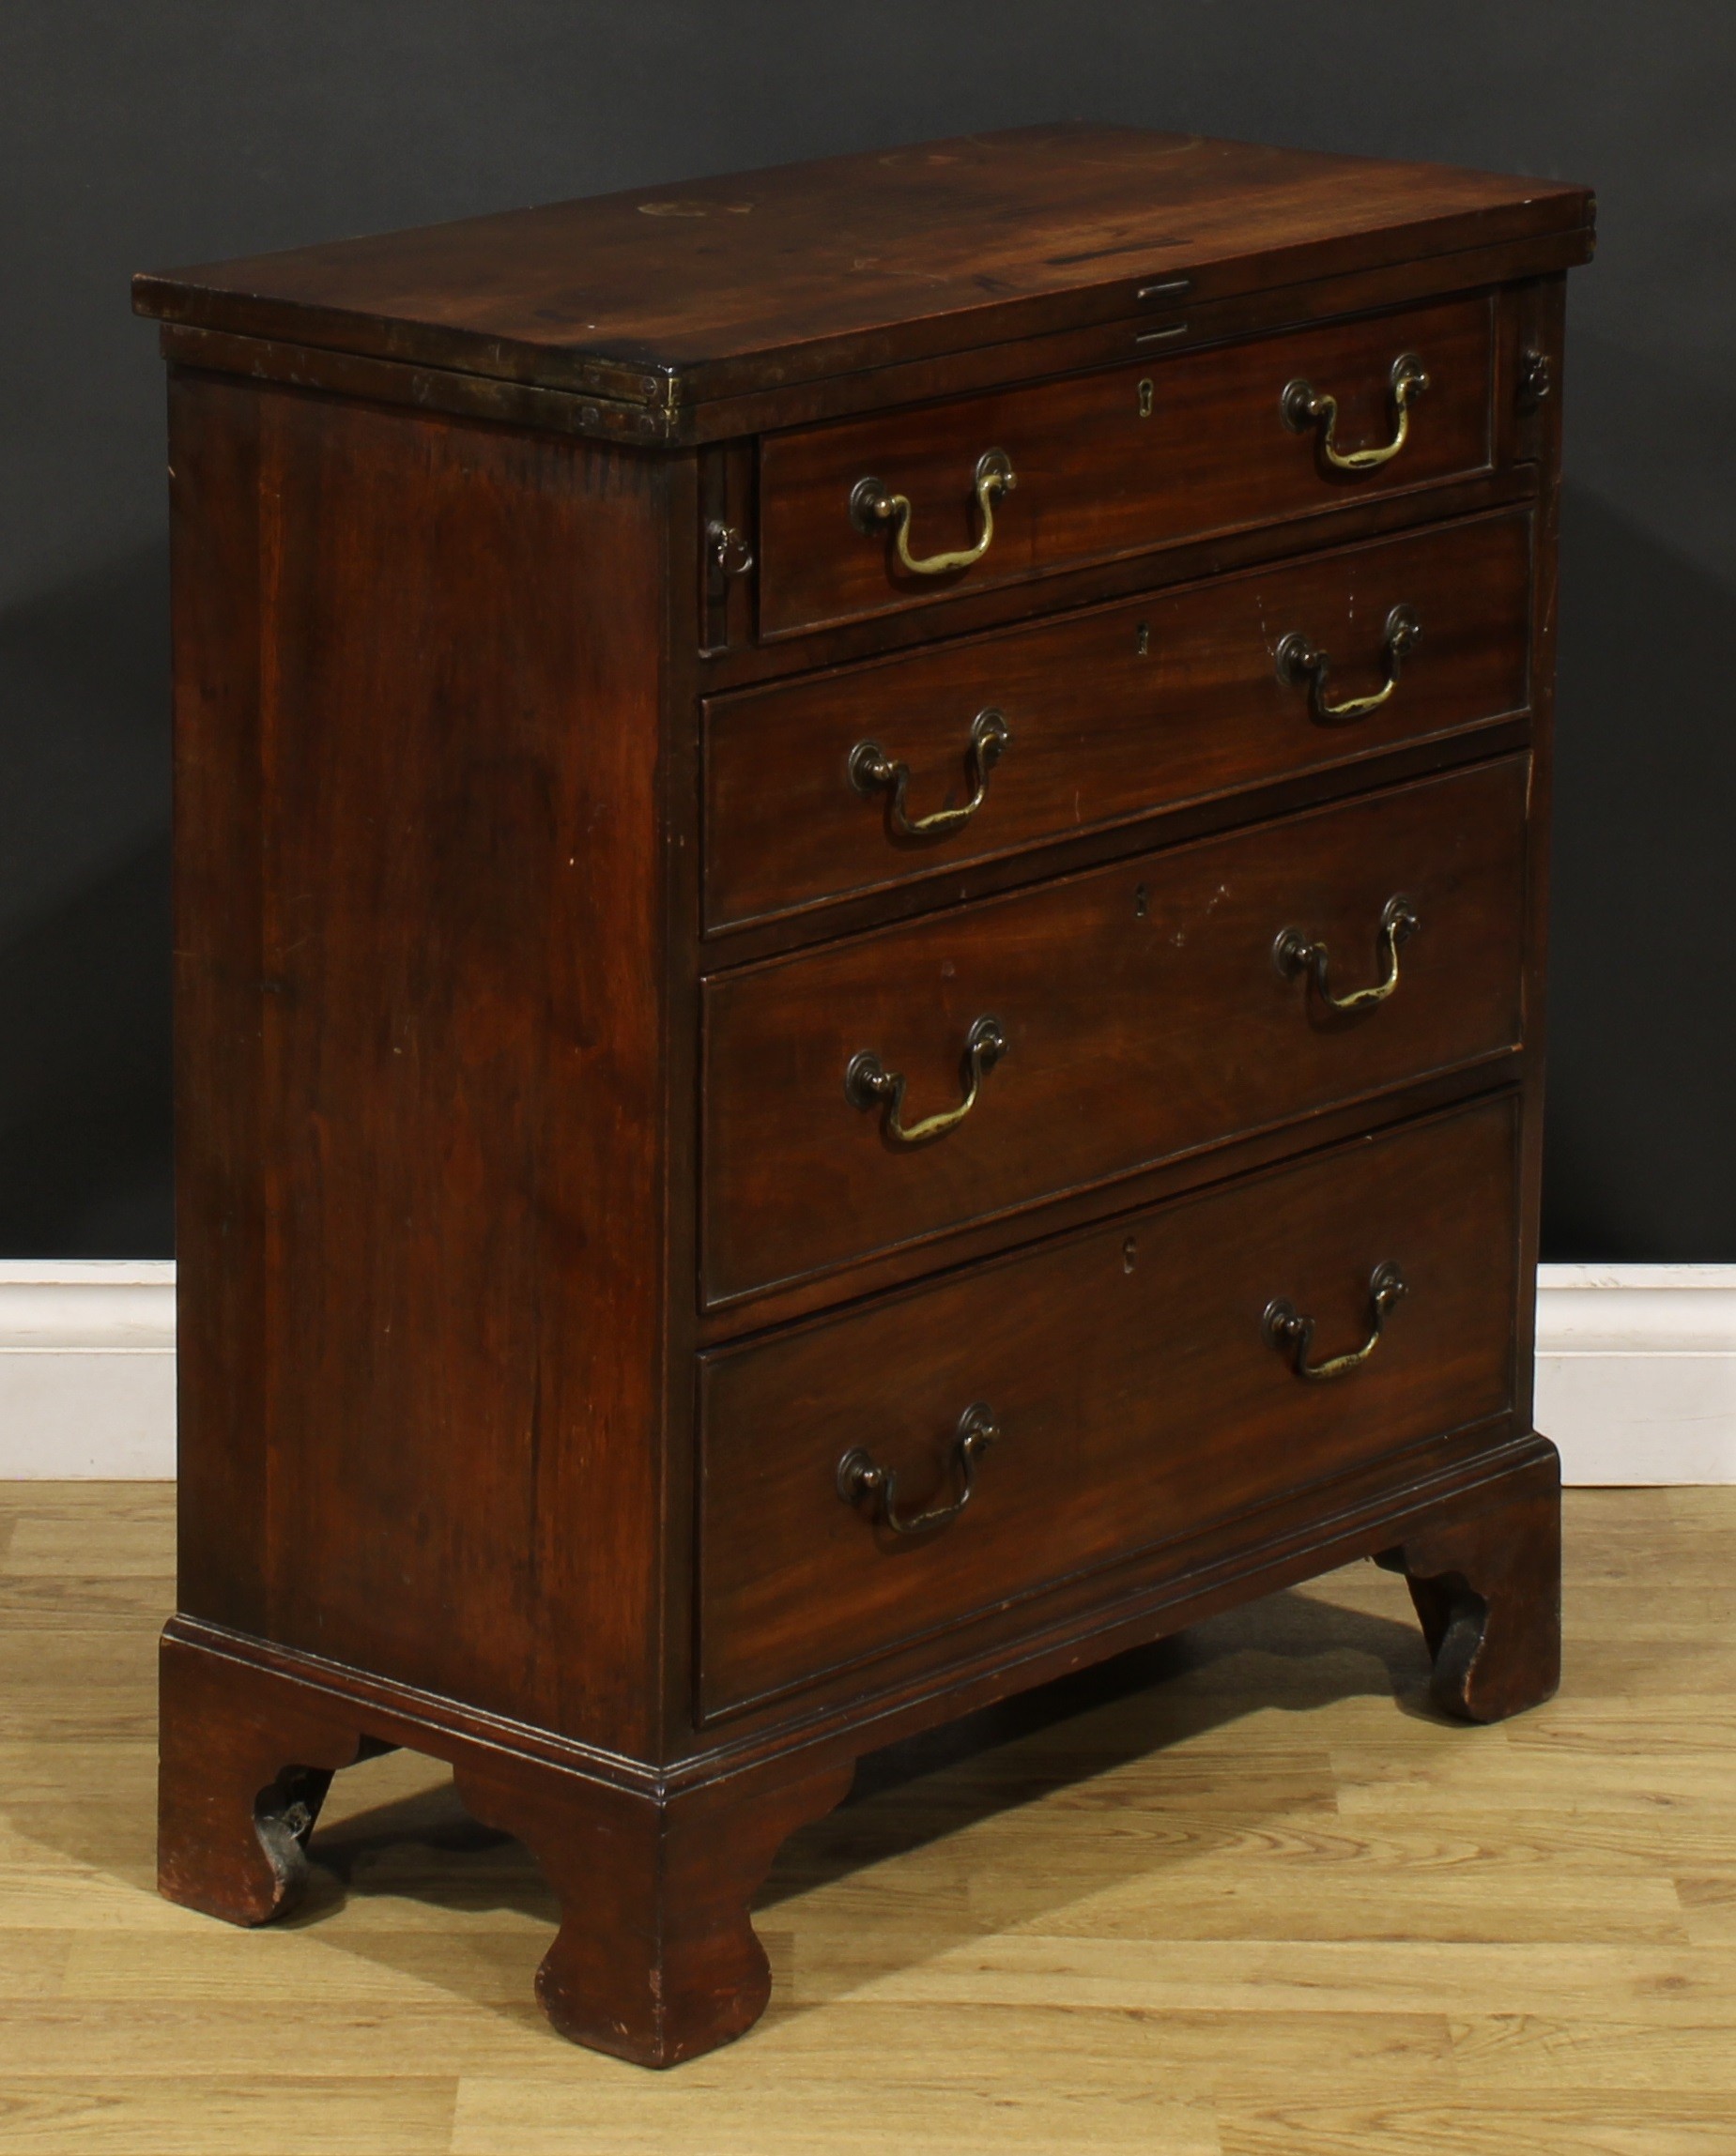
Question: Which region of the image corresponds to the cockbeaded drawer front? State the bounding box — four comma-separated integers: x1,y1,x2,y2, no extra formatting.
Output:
698,1092,1517,1719
704,511,1530,932
758,294,1495,637
702,754,1528,1306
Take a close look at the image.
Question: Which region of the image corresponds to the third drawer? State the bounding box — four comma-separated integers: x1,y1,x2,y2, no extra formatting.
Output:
702,754,1529,1305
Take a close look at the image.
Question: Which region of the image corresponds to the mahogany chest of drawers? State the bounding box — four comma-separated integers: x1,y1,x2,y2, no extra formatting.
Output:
135,124,1594,2066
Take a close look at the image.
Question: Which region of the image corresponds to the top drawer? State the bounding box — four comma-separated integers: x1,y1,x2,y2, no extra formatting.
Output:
758,295,1496,637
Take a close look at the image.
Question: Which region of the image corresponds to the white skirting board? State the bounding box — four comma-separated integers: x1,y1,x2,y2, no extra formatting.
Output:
1534,1264,1736,1485
0,1261,1732,1483
0,1261,178,1477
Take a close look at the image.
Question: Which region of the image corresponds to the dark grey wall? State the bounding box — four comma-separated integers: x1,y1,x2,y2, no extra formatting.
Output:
4,2,1732,1258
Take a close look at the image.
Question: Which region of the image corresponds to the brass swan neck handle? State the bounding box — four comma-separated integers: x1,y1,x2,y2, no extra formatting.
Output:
1283,352,1429,472
850,450,1016,576
1264,1262,1408,1382
837,1403,1000,1537
1273,895,1419,1013
845,1016,1006,1146
1277,605,1421,724
850,708,1011,839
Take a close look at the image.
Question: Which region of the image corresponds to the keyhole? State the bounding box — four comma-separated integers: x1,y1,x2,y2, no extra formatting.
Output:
1137,378,1154,419
1136,621,1150,656
1122,1236,1138,1274
1134,883,1149,920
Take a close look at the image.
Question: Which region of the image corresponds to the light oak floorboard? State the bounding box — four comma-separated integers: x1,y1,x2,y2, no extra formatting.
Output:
0,2076,456,2156
1,1481,1732,2153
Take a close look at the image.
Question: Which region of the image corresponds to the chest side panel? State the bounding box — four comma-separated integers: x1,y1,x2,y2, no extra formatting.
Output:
170,373,672,1750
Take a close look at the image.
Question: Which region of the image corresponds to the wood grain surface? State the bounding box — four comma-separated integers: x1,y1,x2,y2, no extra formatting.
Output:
699,1096,1519,1718
703,757,1529,1304
139,135,1591,2084
4,1479,1732,2151
757,295,1496,635
170,375,673,1752
705,508,1532,930
131,125,1591,408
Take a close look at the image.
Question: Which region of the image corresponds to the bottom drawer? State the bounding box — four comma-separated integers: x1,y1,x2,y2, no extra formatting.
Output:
698,1093,1519,1720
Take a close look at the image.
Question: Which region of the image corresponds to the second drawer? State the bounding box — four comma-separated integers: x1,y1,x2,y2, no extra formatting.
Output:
704,510,1531,932
702,755,1528,1304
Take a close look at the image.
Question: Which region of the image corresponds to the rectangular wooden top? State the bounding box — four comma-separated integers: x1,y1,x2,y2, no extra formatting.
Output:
135,124,1593,420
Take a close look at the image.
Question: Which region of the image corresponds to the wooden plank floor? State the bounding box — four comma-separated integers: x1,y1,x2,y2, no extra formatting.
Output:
2,1484,1733,2153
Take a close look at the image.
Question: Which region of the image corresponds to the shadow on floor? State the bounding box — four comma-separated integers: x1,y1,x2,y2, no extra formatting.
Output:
269,1572,1436,2009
